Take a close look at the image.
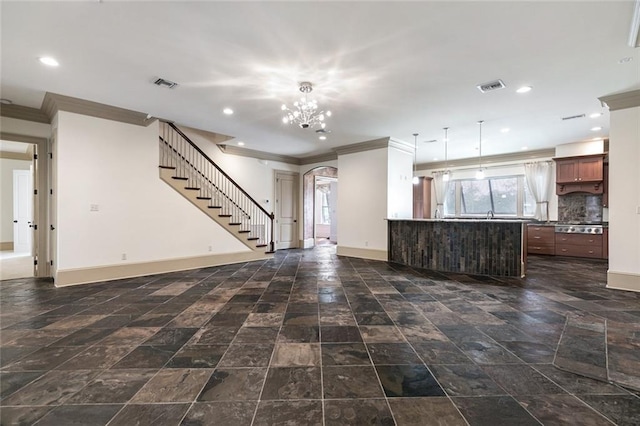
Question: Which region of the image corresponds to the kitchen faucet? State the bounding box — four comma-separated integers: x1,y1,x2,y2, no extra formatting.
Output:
486,210,494,219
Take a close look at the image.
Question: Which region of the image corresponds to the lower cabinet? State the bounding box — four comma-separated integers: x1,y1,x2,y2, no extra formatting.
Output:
555,233,603,259
527,225,555,255
527,224,608,259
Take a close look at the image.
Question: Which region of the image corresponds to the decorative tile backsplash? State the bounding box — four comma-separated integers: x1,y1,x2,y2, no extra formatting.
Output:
558,194,603,223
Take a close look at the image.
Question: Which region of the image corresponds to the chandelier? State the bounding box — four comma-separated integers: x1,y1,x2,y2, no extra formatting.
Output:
281,82,331,129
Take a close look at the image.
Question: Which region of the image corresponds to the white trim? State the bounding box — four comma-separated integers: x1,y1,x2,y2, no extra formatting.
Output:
336,245,387,261
55,251,273,287
606,270,640,293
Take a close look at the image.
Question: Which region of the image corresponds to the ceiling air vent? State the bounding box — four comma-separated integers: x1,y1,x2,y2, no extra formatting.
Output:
561,113,585,121
476,79,506,93
153,78,178,89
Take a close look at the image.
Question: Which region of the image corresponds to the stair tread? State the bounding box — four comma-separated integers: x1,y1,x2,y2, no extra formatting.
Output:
219,214,232,217
196,196,212,200
159,165,176,169
238,230,251,233
229,223,241,226
184,187,200,190
247,237,259,240
172,176,188,180
256,244,268,248
208,206,222,209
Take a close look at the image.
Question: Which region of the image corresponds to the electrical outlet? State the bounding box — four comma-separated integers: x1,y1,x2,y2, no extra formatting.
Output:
121,253,127,261
208,245,212,252
365,241,369,247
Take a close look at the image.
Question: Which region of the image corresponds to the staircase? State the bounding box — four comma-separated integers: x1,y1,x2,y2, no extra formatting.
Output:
159,121,275,253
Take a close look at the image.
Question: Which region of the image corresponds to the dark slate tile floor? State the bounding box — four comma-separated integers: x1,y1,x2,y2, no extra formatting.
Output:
1,247,639,425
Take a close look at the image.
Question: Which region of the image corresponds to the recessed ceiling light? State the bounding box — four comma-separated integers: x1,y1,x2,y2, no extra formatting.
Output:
500,128,510,133
38,56,59,67
589,112,603,118
516,86,532,93
319,136,327,140
521,146,528,150
0,98,13,105
223,108,234,115
590,126,602,131
237,141,245,146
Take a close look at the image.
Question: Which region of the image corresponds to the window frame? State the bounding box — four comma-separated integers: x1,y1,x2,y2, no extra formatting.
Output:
443,174,535,218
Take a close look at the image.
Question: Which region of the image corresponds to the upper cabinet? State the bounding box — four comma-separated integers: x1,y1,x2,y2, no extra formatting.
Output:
554,154,606,195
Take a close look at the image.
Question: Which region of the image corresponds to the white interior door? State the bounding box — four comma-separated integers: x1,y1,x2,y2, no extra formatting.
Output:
13,169,33,254
275,171,298,250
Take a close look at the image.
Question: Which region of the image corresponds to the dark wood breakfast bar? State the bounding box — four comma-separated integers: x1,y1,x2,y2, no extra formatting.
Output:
388,219,528,277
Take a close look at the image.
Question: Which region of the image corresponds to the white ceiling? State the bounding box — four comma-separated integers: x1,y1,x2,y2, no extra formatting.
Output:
1,1,638,164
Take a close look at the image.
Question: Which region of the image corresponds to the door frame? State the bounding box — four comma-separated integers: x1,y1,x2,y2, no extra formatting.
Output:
274,170,299,249
0,132,50,277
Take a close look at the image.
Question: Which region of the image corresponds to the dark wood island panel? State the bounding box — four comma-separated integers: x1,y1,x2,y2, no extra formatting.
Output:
388,219,527,277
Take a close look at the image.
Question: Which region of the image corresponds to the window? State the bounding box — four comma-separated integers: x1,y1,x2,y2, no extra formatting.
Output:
443,175,534,218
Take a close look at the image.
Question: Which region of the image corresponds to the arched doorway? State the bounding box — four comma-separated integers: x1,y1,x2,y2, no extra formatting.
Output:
302,166,338,248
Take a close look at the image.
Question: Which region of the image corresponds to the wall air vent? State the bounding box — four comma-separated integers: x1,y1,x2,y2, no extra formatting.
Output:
561,113,586,121
153,78,178,89
476,79,506,93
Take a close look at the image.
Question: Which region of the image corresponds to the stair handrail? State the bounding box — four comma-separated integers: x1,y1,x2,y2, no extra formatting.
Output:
160,135,250,218
163,121,273,220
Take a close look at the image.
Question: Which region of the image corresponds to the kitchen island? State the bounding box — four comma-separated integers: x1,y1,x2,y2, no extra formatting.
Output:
388,219,528,277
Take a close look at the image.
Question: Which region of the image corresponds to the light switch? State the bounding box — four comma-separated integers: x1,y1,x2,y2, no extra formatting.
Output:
90,204,99,212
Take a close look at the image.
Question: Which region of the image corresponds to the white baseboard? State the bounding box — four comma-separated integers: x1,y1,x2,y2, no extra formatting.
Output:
607,270,640,293
336,246,387,261
55,251,273,287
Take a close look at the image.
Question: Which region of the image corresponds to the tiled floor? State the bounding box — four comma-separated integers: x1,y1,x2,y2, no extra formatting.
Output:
1,247,639,425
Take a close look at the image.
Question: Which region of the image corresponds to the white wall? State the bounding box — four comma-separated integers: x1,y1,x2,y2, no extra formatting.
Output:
387,145,413,219
55,112,248,271
608,105,640,289
0,158,32,244
337,148,388,251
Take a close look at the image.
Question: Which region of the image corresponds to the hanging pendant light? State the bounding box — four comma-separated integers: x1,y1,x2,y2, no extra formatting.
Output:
442,127,451,182
476,120,485,180
412,133,420,185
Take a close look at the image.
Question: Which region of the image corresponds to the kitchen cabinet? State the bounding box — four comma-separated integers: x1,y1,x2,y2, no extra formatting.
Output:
554,154,605,195
527,224,555,255
602,228,608,259
555,233,603,259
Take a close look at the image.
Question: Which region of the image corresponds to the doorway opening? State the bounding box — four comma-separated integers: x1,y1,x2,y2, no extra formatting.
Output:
302,166,338,248
0,141,35,280
314,176,337,246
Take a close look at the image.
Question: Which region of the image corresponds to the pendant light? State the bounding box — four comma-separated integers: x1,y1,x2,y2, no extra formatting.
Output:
412,133,419,185
475,120,485,180
442,127,450,182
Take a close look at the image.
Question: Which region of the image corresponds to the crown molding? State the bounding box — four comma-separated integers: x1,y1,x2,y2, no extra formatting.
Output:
179,125,234,145
0,104,50,124
334,137,390,156
388,137,414,155
298,152,338,165
418,148,556,171
218,144,301,165
0,132,48,145
0,151,31,161
599,89,640,112
42,92,153,126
